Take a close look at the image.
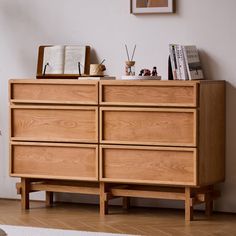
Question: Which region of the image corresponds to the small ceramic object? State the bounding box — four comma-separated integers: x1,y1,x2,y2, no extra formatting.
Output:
90,64,106,76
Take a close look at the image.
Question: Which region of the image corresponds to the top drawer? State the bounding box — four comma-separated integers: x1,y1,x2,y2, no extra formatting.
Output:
100,81,198,107
9,79,98,105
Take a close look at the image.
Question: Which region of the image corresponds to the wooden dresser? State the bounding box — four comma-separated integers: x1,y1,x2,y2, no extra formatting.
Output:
9,79,225,221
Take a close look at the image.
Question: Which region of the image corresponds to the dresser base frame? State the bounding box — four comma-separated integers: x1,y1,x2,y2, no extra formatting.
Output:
100,183,220,222
16,179,219,222
16,178,101,209
16,178,127,213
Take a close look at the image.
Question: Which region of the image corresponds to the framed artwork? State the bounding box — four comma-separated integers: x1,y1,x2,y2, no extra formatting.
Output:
131,0,174,14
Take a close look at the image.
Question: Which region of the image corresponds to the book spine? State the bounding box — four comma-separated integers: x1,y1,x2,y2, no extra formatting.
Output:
182,46,191,80
181,45,189,80
169,44,177,80
174,45,181,80
177,45,188,80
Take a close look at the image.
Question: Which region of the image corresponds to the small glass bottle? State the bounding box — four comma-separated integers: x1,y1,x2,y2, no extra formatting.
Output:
125,61,135,76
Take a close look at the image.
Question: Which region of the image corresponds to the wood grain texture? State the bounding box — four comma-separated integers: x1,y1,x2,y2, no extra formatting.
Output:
8,79,225,221
100,183,218,221
198,81,225,185
100,81,197,107
11,105,98,143
16,180,100,195
11,142,98,181
100,107,197,147
1,199,236,236
11,83,98,105
100,145,196,185
21,178,30,210
100,182,108,215
45,191,53,207
110,186,185,200
185,187,194,221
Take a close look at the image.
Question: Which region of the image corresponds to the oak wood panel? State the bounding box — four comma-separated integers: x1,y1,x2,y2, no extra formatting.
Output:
10,142,98,181
11,105,98,143
33,184,99,195
110,186,186,200
198,81,225,185
100,80,198,107
100,107,197,147
21,178,30,209
10,80,98,105
46,191,53,207
185,187,194,221
17,181,100,195
8,79,225,220
100,145,197,186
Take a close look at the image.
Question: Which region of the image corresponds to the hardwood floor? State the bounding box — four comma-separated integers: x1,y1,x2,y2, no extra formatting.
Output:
0,199,236,235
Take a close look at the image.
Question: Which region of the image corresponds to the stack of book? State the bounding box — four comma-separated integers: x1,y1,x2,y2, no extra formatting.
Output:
169,44,204,80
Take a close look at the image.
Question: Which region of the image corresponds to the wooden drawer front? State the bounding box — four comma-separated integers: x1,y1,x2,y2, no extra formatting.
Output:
100,81,197,107
11,105,98,143
100,108,197,147
100,145,197,185
11,142,98,180
10,81,98,104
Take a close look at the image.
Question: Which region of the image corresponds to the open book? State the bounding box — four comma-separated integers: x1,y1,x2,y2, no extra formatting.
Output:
42,45,90,75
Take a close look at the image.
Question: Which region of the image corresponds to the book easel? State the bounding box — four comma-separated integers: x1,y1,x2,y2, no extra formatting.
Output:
36,45,91,79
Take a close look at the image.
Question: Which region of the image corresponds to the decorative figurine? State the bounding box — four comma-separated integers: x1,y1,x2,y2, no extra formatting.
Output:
139,67,158,77
152,66,158,76
139,69,144,76
143,69,151,76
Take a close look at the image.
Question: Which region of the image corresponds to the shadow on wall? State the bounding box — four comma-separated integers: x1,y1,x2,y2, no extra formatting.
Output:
194,50,236,212
199,50,221,80
203,51,236,211
215,82,236,212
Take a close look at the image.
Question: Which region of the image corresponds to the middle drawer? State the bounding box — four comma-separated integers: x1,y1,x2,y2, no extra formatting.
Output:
11,105,98,143
100,107,197,147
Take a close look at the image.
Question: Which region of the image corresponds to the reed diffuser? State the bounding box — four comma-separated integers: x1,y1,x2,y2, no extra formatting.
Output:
125,44,136,76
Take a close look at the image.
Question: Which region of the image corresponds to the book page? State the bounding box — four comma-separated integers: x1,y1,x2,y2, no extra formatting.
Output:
64,46,86,74
42,46,65,74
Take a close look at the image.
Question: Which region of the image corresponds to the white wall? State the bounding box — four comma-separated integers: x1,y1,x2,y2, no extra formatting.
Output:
0,0,236,212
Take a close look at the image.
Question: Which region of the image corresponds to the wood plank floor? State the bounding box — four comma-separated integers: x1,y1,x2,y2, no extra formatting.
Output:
0,199,236,235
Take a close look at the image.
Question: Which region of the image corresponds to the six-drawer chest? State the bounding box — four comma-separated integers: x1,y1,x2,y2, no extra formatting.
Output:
9,79,225,221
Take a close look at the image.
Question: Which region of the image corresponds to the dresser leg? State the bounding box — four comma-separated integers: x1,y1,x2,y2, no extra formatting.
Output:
100,182,108,215
21,178,30,210
185,187,193,222
123,197,130,210
205,186,214,217
46,191,54,207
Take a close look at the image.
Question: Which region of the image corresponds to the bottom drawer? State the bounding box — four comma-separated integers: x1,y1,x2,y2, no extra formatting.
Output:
11,142,98,181
100,145,197,186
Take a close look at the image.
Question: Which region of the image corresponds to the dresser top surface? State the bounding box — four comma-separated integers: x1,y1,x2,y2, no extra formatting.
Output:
9,79,225,86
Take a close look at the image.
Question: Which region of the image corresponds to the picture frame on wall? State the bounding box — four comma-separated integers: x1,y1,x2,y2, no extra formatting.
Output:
131,0,174,14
